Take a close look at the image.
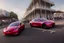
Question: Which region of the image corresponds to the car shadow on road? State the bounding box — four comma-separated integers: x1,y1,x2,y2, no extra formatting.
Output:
4,27,45,37
4,24,64,37
20,24,64,36
53,24,64,29
19,27,50,37
31,24,64,29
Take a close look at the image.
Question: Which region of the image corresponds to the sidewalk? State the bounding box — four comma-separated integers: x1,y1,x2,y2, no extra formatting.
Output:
55,20,64,25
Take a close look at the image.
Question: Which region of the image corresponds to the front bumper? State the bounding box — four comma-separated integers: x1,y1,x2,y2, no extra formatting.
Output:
46,23,55,27
3,30,18,35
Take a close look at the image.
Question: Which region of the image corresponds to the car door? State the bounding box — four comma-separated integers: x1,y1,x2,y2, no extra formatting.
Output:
32,20,42,26
20,23,24,30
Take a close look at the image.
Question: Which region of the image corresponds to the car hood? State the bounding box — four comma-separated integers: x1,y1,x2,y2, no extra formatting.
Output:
6,26,19,31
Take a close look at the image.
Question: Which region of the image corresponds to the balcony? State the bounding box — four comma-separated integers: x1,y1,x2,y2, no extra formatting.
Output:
25,5,55,15
25,7,35,15
43,0,54,5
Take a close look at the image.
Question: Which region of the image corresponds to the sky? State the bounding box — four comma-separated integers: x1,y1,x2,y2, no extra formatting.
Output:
52,0,64,11
0,0,64,20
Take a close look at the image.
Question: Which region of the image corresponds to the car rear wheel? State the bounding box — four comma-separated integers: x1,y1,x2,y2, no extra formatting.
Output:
52,23,55,27
30,23,33,27
16,31,21,36
18,26,25,35
22,26,25,31
42,24,48,29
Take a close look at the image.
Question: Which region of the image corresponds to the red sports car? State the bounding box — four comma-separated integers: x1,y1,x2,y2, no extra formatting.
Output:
30,18,55,29
3,21,25,36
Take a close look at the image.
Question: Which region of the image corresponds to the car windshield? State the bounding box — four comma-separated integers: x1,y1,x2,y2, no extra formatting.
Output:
8,22,20,27
34,18,47,22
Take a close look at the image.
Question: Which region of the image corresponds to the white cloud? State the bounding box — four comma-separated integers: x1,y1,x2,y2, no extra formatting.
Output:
53,5,64,11
11,8,26,20
0,0,5,9
0,0,26,20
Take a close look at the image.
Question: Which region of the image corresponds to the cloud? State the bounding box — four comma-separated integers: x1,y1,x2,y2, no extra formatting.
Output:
10,8,26,20
0,0,26,20
53,5,64,11
8,8,25,20
0,0,5,9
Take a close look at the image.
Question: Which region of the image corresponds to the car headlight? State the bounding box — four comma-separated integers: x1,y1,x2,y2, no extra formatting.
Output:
3,29,6,32
15,28,19,30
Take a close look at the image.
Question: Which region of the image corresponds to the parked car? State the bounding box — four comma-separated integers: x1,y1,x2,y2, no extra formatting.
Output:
30,18,55,29
3,21,25,36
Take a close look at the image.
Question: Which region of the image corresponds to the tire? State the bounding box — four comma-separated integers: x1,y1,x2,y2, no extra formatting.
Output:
17,27,25,36
22,26,25,31
17,29,21,35
42,24,48,29
30,23,33,27
52,23,55,27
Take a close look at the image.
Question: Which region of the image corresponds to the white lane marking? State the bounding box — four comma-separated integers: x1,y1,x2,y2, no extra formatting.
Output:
42,30,56,33
50,31,56,34
63,27,64,28
34,28,56,34
42,30,47,32
38,29,44,30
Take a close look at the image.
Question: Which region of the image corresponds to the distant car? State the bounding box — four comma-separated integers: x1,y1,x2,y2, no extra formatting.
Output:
30,18,55,29
3,21,25,36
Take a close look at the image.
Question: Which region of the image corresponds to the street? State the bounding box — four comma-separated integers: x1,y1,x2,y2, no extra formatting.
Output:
0,20,64,43
0,0,64,43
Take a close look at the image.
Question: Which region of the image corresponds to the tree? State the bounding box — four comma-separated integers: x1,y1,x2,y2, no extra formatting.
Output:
9,12,18,20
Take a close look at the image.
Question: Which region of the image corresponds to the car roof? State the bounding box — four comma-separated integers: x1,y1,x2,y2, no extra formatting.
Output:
33,18,47,20
12,21,21,24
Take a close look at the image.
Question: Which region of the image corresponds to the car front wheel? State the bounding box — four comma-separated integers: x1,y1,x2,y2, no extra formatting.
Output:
42,24,48,29
52,23,55,27
30,23,33,27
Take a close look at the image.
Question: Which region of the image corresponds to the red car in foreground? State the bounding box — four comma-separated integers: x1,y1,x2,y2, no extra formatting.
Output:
30,18,55,29
3,21,25,36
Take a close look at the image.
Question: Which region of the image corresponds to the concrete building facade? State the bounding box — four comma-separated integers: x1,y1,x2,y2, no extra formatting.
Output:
24,0,55,21
54,11,64,19
0,10,11,24
0,10,10,17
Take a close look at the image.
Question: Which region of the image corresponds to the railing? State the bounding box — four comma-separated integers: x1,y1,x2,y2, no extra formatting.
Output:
43,0,54,5
25,5,55,15
25,7,35,15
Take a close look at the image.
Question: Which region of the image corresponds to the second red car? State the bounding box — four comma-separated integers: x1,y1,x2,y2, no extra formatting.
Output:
30,18,55,29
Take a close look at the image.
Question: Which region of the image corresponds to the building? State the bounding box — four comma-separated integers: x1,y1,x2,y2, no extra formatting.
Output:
24,0,55,21
0,10,10,17
0,9,18,24
0,10,11,24
54,11,64,19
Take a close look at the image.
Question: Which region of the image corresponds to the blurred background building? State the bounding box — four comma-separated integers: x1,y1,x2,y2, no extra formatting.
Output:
54,11,64,20
24,0,55,21
0,9,18,25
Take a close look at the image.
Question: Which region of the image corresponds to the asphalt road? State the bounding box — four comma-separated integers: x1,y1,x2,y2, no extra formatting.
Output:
0,22,64,43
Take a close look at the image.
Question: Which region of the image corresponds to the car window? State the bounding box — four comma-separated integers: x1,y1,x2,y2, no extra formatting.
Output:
8,22,20,27
34,19,39,21
39,19,47,21
34,18,47,22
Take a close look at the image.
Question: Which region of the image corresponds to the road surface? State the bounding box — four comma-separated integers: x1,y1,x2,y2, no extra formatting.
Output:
0,21,64,43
